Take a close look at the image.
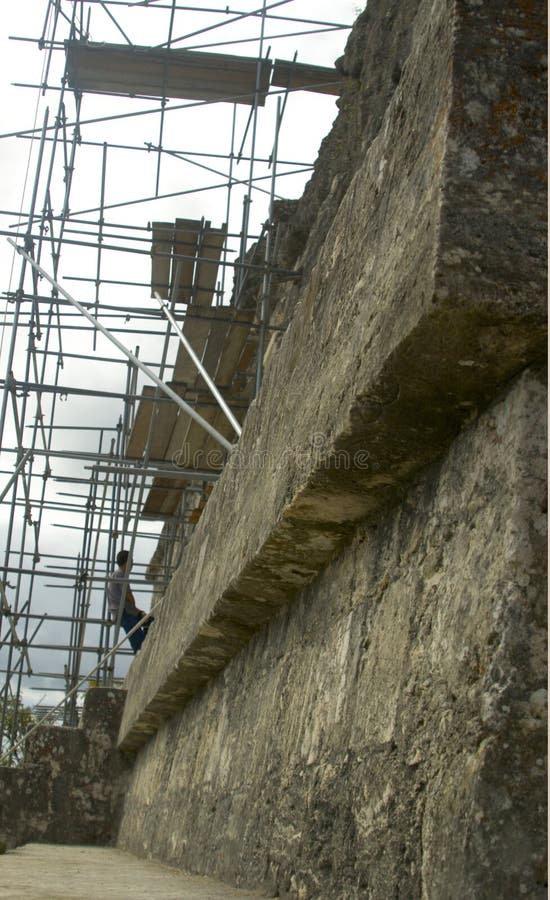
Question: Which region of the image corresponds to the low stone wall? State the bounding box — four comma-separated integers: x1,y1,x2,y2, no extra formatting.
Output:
0,689,132,849
117,370,547,898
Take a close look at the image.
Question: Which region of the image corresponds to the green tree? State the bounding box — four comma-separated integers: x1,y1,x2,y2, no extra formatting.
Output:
0,698,35,766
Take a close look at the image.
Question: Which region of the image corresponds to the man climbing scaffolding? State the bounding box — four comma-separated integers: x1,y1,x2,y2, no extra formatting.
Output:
107,550,154,654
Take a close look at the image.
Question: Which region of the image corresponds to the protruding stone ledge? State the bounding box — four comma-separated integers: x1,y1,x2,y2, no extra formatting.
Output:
118,0,546,751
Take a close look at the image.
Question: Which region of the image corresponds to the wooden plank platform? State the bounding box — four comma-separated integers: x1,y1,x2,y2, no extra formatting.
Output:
172,309,217,385
150,219,226,304
65,42,272,106
126,218,260,519
125,386,180,461
272,59,343,96
192,227,227,307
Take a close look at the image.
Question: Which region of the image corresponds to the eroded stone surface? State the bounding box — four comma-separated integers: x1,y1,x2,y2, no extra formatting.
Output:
274,0,423,283
118,0,546,751
118,369,547,898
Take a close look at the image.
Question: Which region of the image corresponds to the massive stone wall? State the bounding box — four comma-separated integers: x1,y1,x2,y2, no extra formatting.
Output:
118,369,546,898
273,0,423,285
112,0,546,896
117,0,545,751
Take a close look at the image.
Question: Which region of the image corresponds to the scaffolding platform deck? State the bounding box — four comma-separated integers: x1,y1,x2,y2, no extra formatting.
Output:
65,42,343,106
66,41,273,105
151,219,227,304
126,218,257,519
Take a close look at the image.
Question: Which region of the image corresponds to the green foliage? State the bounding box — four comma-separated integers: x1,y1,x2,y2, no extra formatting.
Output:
0,698,35,766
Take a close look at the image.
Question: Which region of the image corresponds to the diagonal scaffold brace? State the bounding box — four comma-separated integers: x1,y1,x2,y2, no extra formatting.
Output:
8,239,236,454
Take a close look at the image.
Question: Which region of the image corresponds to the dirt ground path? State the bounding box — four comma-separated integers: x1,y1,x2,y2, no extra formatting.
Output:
0,844,263,899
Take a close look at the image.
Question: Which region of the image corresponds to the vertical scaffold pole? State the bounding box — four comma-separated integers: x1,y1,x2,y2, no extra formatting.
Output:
256,96,281,396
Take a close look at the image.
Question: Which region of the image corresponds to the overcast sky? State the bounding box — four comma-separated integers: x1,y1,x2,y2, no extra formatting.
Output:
0,0,358,709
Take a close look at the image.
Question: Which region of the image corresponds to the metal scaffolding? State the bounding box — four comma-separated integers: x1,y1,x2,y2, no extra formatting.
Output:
0,0,353,759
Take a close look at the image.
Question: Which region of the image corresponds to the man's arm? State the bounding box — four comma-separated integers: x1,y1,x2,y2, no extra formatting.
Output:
126,586,147,619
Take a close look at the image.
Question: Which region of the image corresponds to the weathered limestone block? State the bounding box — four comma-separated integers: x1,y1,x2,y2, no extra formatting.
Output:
118,369,547,898
0,688,131,849
0,765,49,850
82,683,128,742
275,0,423,281
25,723,87,770
119,0,545,751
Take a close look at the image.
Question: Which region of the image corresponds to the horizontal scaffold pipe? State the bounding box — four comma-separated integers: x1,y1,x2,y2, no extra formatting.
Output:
0,206,264,240
88,464,220,480
8,240,235,454
2,227,288,264
0,82,342,144
2,611,112,625
15,133,313,168
52,0,351,31
0,299,288,332
0,565,168,585
1,444,222,476
1,378,250,411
